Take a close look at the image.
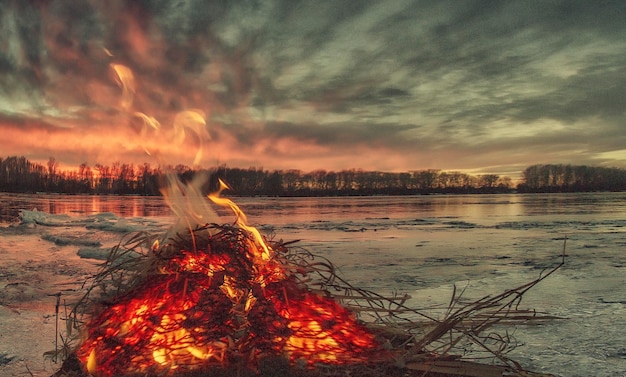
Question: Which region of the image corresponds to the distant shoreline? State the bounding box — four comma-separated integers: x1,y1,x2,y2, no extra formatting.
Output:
4,189,626,197
2,156,626,196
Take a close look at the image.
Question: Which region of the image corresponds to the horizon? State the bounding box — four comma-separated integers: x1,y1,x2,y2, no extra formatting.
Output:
1,1,625,179
2,154,520,179
7,154,626,190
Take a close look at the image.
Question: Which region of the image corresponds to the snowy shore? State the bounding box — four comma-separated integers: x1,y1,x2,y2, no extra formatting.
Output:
1,199,625,376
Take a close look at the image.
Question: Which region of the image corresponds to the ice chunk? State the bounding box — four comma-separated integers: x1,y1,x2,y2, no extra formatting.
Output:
77,247,143,266
41,233,101,247
19,209,74,227
85,218,140,233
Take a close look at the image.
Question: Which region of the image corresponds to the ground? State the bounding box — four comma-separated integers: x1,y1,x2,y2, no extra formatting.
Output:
0,227,108,377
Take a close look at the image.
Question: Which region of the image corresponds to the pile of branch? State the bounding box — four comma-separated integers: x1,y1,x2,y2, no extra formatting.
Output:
50,224,563,377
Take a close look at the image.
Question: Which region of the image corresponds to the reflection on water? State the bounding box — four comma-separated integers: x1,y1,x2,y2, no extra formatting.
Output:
226,192,626,227
0,193,172,222
2,192,626,224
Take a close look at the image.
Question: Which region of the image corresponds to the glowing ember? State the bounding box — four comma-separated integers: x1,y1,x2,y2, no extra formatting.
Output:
75,183,378,376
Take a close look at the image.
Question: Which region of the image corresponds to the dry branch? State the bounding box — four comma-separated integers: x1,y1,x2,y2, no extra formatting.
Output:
51,225,562,377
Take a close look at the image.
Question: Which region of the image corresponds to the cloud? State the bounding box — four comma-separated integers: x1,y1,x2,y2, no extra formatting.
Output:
0,0,625,177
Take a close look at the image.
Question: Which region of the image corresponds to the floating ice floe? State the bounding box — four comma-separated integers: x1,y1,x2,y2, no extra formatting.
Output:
13,210,167,261
19,209,77,227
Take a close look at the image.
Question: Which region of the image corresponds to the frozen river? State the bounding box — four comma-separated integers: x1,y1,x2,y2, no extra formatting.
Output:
1,192,625,376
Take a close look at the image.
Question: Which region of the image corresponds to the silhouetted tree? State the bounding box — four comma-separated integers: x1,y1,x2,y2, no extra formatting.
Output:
518,164,626,192
21,155,626,197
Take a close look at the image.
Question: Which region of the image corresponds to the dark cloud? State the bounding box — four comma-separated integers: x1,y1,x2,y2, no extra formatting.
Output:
263,120,418,147
0,0,625,174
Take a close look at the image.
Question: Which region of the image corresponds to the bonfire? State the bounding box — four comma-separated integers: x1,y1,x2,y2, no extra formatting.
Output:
48,174,563,377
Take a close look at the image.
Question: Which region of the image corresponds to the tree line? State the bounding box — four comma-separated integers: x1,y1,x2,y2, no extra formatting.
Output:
0,156,513,196
1,156,625,196
518,164,626,192
0,156,161,195
211,166,512,196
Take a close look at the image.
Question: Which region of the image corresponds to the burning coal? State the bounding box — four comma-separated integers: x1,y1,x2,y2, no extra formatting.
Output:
73,181,378,376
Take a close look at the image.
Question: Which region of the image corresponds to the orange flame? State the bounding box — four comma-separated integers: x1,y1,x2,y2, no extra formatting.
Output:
208,179,272,260
76,185,379,376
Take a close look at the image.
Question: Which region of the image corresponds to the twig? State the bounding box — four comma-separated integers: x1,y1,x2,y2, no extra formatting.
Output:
47,292,62,363
24,363,35,377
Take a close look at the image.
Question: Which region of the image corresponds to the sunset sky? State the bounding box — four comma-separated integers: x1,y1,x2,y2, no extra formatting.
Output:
1,0,625,179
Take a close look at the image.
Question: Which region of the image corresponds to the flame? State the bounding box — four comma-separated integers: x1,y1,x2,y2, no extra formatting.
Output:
173,109,210,167
208,179,271,260
110,63,210,167
76,184,379,376
110,63,135,110
161,171,222,240
133,112,161,156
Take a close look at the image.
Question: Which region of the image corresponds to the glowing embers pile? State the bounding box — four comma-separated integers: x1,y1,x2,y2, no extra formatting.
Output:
76,225,378,376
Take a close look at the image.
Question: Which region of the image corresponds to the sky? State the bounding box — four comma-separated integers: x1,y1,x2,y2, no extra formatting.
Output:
1,0,625,179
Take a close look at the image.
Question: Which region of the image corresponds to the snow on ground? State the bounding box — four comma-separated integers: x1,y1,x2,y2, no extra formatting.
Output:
0,211,170,376
1,200,625,376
